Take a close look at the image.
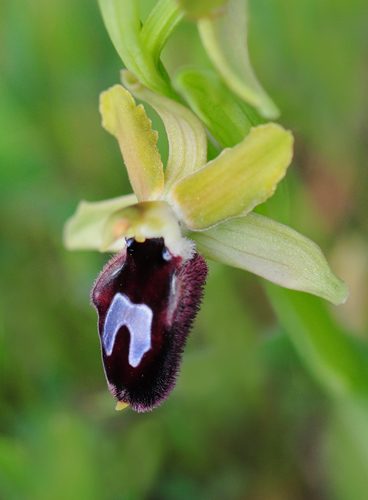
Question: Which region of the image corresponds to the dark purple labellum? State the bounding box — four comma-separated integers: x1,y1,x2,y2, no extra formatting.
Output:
91,238,208,412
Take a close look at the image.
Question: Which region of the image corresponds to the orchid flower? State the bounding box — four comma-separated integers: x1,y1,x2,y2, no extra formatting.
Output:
64,0,348,412
64,71,348,412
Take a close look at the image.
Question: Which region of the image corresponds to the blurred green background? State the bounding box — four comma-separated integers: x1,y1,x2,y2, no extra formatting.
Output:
1,0,368,499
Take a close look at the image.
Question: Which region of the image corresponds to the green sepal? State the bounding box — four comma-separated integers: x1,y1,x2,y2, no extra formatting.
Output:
171,123,293,230
198,0,279,119
191,212,349,305
63,194,137,252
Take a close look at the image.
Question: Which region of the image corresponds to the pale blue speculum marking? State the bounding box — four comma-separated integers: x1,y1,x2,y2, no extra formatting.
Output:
103,293,153,368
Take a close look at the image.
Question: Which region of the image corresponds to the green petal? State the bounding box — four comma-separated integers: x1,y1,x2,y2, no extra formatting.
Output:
198,0,279,119
171,123,293,230
122,71,207,193
102,200,194,259
191,212,349,305
63,194,137,252
175,67,265,148
100,85,164,202
98,0,176,99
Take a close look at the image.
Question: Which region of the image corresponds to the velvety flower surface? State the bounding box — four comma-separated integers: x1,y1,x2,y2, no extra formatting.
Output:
91,237,207,412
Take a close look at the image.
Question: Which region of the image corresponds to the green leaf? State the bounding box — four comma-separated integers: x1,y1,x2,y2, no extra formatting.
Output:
175,67,265,147
266,286,368,400
63,194,137,252
176,0,228,19
122,71,207,193
140,0,184,64
0,435,29,499
325,400,368,500
100,85,164,202
191,212,349,305
98,0,176,99
171,123,293,230
198,0,279,118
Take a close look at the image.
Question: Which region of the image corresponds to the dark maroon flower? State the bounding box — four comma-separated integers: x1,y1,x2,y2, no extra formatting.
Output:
91,238,208,412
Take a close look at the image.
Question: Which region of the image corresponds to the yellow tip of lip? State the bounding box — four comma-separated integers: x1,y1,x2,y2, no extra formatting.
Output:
115,401,130,411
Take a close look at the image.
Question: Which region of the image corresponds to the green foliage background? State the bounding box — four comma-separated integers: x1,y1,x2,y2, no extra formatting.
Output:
1,0,368,498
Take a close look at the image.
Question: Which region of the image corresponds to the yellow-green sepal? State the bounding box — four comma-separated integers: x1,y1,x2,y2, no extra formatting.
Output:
191,212,349,305
100,85,164,202
171,123,294,230
63,194,137,252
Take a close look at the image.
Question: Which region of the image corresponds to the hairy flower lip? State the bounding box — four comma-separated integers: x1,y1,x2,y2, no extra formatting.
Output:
91,237,208,412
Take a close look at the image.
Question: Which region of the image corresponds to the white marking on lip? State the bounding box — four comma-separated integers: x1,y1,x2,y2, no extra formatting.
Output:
103,293,153,368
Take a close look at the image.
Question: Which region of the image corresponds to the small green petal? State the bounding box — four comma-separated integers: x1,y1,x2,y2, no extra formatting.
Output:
100,85,164,202
122,71,207,193
63,194,137,252
102,200,194,259
198,0,279,119
191,212,349,305
175,67,265,148
171,123,293,230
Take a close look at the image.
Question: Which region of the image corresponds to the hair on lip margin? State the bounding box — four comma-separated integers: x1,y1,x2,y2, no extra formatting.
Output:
90,238,208,412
